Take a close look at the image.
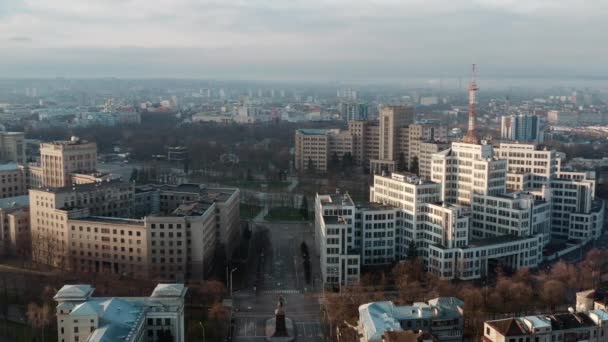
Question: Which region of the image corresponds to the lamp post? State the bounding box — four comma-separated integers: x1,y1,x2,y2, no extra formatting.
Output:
230,267,238,297
198,321,206,342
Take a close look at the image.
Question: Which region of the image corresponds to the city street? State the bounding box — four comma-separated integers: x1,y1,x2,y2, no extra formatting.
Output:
232,222,324,342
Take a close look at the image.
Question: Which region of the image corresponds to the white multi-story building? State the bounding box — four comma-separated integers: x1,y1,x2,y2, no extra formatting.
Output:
471,192,552,245
549,172,603,241
316,172,544,285
495,143,561,191
496,143,604,242
431,142,507,206
54,283,186,342
316,139,605,286
315,192,360,286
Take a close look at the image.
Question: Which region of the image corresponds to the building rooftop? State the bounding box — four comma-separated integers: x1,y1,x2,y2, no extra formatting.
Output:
140,183,238,203
55,283,186,342
72,216,145,226
487,312,598,337
36,179,130,194
42,136,95,146
54,284,95,301
0,195,29,209
0,163,20,171
150,284,186,298
466,235,530,248
170,201,214,217
322,215,347,225
548,312,596,330
296,128,329,135
486,318,528,336
359,298,463,342
356,202,397,211
318,192,355,207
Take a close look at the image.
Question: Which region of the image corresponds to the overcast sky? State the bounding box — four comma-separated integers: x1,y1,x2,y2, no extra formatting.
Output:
0,0,606,81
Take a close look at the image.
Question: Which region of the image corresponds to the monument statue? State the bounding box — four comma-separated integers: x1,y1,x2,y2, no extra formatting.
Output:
272,296,288,337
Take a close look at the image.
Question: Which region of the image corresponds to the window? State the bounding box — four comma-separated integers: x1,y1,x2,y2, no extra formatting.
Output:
74,327,79,333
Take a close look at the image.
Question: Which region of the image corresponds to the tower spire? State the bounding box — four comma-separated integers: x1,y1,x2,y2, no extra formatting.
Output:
463,64,479,144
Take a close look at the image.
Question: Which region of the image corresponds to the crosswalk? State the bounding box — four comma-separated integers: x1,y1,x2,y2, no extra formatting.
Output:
262,289,301,294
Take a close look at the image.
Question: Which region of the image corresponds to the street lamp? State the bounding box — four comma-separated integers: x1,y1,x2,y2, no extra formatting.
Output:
198,321,206,342
230,267,238,297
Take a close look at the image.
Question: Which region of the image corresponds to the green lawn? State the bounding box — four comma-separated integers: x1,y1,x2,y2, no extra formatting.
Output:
240,203,263,220
264,206,307,221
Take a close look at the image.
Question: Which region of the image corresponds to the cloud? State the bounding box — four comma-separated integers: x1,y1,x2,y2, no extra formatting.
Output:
7,36,32,42
0,0,605,79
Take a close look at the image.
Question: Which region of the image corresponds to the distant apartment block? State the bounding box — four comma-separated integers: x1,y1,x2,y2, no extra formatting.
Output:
0,132,25,164
500,114,543,142
0,163,27,198
340,102,369,121
0,195,30,257
295,105,447,173
547,110,578,126
54,283,186,342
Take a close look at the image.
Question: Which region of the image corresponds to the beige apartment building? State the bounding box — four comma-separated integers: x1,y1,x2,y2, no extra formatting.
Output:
0,163,27,198
295,129,330,172
152,183,241,260
67,215,148,278
295,105,447,174
0,195,30,257
29,181,135,268
29,181,239,281
40,136,97,187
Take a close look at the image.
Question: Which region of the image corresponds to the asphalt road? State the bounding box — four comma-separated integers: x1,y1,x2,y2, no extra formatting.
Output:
232,222,324,342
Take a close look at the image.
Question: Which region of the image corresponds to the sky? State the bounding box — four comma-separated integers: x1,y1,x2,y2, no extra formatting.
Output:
0,0,606,81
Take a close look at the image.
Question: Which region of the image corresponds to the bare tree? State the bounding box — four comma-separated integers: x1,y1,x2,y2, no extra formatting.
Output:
27,302,53,342
541,280,566,313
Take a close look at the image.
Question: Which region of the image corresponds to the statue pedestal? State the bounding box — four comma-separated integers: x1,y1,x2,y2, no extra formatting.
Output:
265,317,294,342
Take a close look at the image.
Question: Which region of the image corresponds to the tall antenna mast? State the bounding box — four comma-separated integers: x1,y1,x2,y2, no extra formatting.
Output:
463,64,479,144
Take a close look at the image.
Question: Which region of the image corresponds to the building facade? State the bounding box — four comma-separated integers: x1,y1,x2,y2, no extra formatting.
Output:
29,181,239,281
40,137,97,187
0,163,27,198
0,195,30,257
